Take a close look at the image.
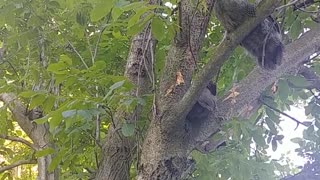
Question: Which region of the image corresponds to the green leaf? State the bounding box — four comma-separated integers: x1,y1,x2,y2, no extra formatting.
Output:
115,0,130,7
30,94,46,109
261,96,277,109
277,80,290,101
298,91,309,100
127,23,144,36
127,8,146,28
77,110,93,121
43,96,56,113
121,123,135,137
271,138,278,151
290,137,303,143
91,1,114,21
35,147,55,157
90,61,107,71
151,16,166,40
111,7,123,21
265,118,277,134
34,116,48,124
48,149,67,172
252,130,266,147
274,135,284,141
19,91,37,98
59,54,72,65
76,11,89,26
288,76,310,88
49,113,63,130
305,125,315,136
305,103,314,116
127,12,153,36
62,110,77,118
110,80,125,91
122,1,146,11
267,134,272,144
265,108,280,124
65,117,77,130
289,20,302,39
0,111,8,134
47,63,68,75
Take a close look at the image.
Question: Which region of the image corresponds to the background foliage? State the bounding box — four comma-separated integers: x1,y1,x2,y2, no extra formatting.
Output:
0,0,319,179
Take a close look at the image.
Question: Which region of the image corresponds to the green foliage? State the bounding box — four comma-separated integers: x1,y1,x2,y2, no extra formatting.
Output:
192,5,320,175
121,122,135,137
193,140,278,180
0,0,319,179
0,0,146,179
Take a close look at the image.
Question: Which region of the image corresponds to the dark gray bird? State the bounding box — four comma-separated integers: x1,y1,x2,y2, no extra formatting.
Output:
214,0,284,70
187,82,216,123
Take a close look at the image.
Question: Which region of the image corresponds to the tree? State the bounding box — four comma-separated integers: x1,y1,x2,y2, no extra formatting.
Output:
0,0,320,179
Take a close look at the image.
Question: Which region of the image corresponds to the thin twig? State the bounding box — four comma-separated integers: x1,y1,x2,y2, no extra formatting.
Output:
259,97,307,130
67,40,89,69
276,0,299,11
85,32,95,65
93,9,113,62
142,23,153,84
294,6,319,13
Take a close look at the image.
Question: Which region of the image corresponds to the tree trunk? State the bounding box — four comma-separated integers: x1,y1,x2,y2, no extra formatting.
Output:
0,93,59,180
137,0,215,178
96,24,155,180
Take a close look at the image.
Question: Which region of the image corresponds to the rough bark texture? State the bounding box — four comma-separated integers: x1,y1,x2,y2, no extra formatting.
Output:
190,25,320,148
136,0,286,179
0,93,58,180
95,14,156,180
137,0,216,178
96,0,320,179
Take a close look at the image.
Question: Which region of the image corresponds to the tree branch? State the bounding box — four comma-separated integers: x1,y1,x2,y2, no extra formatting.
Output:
176,0,281,128
0,159,37,173
259,97,306,129
137,0,217,177
192,25,320,149
0,134,37,150
159,0,216,110
0,93,34,138
96,1,160,179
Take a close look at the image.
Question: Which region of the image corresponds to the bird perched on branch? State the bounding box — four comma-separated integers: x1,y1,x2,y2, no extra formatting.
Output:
214,0,284,70
187,82,216,124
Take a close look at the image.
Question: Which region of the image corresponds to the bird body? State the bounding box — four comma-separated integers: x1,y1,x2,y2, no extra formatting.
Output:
214,0,284,70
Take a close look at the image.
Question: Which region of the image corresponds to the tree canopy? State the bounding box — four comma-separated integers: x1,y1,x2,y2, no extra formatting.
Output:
0,0,320,179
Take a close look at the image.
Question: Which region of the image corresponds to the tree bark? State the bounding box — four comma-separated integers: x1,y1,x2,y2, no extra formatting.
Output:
137,0,216,178
192,25,320,147
136,0,320,179
0,93,58,180
95,0,158,177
